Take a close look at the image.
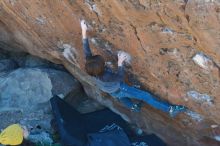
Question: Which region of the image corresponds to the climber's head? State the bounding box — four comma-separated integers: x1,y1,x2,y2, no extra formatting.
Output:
85,55,105,76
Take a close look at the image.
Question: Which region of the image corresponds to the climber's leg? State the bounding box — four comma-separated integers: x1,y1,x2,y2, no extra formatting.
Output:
118,83,187,116
110,92,141,112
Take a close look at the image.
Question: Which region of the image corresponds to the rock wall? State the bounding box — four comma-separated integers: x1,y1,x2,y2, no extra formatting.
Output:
0,0,220,145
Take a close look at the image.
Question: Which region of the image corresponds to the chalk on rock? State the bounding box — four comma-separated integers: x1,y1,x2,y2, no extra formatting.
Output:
192,52,213,70
187,90,213,105
186,110,204,122
35,16,47,25
62,44,78,66
91,38,96,44
162,27,174,34
85,0,101,16
91,37,114,54
63,44,72,50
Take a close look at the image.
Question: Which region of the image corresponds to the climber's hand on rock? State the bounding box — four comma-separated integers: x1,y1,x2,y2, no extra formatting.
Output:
118,52,127,66
81,20,88,32
81,20,88,39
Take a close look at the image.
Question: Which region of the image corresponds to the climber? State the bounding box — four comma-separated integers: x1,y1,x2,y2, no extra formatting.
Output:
65,20,187,117
0,124,32,146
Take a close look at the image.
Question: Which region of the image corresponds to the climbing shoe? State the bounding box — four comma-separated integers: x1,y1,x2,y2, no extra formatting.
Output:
131,102,142,112
169,105,187,117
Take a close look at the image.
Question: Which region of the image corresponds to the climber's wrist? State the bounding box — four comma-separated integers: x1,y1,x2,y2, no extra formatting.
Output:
118,61,123,67
82,30,87,39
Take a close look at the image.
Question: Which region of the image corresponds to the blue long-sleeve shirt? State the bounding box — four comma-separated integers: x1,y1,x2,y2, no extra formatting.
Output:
83,38,125,93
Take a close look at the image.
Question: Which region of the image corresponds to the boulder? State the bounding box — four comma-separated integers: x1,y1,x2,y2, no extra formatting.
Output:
0,68,80,132
0,68,53,110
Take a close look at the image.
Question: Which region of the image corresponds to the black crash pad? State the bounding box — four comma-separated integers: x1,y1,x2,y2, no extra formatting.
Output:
50,96,166,146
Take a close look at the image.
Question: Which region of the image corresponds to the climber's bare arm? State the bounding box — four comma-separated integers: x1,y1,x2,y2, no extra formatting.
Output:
81,20,92,58
81,20,87,39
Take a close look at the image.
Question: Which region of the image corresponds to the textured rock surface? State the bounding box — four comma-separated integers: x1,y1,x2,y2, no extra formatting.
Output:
0,0,220,145
0,68,53,110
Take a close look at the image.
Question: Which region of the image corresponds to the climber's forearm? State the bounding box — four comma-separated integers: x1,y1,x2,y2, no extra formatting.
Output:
82,29,87,39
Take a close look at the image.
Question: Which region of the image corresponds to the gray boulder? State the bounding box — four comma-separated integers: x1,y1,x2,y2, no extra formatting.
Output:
0,68,53,111
0,68,80,132
0,109,23,130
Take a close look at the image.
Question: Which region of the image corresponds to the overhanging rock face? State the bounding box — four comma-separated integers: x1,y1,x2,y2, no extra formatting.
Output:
0,0,220,145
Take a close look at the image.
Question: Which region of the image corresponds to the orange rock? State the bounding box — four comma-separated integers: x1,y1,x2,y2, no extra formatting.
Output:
0,0,219,145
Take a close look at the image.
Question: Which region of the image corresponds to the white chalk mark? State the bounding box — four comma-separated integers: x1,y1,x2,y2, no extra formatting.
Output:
118,51,132,65
62,43,79,66
162,27,174,34
186,110,204,122
192,52,213,70
187,90,213,105
35,16,47,25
